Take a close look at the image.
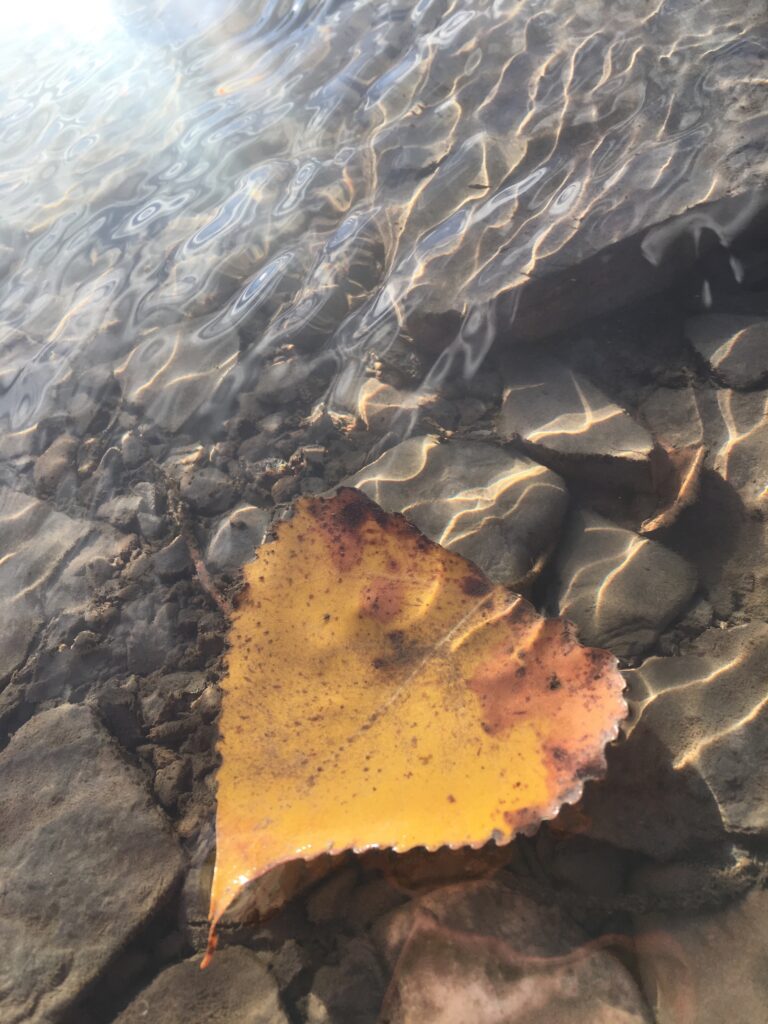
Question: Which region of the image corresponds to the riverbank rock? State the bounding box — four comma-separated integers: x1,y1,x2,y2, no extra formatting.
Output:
686,314,768,389
115,947,289,1024
374,879,653,1023
345,434,569,587
0,704,182,1024
551,509,697,658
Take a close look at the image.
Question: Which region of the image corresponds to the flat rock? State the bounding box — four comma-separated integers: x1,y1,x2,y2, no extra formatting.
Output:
686,314,768,389
498,353,653,470
635,887,768,1024
0,704,182,1024
703,388,768,508
0,485,127,681
115,947,289,1024
206,504,271,573
551,509,697,658
624,623,768,835
345,435,569,586
638,386,705,449
374,879,652,1024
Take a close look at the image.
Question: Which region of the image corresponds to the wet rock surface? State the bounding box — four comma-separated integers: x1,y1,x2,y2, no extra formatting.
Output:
0,704,182,1024
686,313,768,389
550,509,698,659
114,947,289,1024
498,352,653,469
346,434,568,586
374,879,653,1024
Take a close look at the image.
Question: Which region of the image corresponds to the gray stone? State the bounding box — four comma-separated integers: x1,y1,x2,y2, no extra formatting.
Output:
374,879,652,1024
205,503,272,577
179,465,235,516
115,947,289,1024
635,887,768,1024
552,509,697,658
0,704,182,1024
305,938,386,1024
498,353,653,467
0,485,127,681
624,623,768,835
638,386,705,449
701,387,768,509
96,493,142,531
32,433,78,493
154,535,192,581
686,313,768,389
346,435,569,587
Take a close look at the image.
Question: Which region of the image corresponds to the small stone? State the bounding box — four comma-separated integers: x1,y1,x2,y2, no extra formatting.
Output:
300,475,326,495
374,879,652,1023
97,493,143,531
114,947,289,1024
346,435,568,587
0,705,182,1024
551,509,697,658
686,313,768,389
271,474,300,504
206,504,270,573
154,535,192,582
138,511,167,540
154,756,192,810
120,430,148,469
498,352,653,465
179,465,236,516
33,433,78,493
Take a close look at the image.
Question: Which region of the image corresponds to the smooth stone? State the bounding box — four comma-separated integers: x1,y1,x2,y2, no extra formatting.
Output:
32,432,78,493
115,947,289,1024
0,705,182,1024
634,887,768,1024
498,353,653,466
345,434,569,587
551,509,697,658
374,879,652,1024
624,623,768,835
686,313,768,389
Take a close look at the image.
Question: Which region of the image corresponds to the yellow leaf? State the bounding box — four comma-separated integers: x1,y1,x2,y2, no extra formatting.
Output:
204,489,625,964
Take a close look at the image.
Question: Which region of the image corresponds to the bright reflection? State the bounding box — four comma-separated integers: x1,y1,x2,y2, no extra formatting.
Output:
1,0,118,39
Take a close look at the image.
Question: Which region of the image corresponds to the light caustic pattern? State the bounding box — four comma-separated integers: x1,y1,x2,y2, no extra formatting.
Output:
0,0,767,439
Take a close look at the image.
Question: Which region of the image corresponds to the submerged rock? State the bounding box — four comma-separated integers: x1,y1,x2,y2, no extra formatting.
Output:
551,509,697,658
686,313,768,389
115,947,289,1024
374,879,653,1023
498,353,653,477
0,704,182,1024
345,434,569,587
634,886,768,1024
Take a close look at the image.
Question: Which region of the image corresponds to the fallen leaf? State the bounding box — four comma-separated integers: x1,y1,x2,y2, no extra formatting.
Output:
204,489,625,964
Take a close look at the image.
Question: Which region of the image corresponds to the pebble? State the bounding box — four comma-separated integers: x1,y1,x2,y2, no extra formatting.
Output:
32,432,78,494
0,705,182,1024
205,504,271,573
346,434,569,587
179,465,236,515
551,508,698,658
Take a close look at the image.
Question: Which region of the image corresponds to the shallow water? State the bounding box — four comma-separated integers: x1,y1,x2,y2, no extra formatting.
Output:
2,3,768,1023
1,0,766,438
